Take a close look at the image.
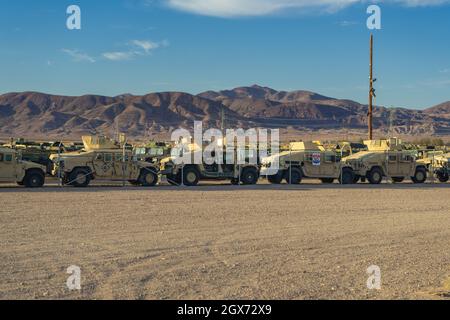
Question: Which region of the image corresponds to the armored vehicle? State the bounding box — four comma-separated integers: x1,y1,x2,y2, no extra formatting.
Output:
160,141,260,186
342,139,427,184
417,152,450,183
0,147,46,187
50,135,159,187
260,141,355,184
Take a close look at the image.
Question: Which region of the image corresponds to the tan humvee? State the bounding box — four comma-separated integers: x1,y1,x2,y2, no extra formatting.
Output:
0,147,46,187
342,138,427,184
49,136,159,187
160,141,260,186
417,152,450,183
260,141,355,184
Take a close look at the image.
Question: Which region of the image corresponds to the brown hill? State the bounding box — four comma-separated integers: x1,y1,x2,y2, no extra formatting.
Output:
0,86,449,139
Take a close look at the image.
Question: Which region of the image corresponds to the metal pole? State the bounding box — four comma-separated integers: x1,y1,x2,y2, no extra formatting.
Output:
368,34,374,141
122,142,126,187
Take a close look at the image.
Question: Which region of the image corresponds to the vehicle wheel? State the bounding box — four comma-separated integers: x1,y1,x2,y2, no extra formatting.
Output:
285,167,302,185
367,168,383,185
339,168,355,185
69,168,91,188
183,167,200,186
241,168,259,185
391,177,404,183
437,171,449,183
24,170,45,188
412,168,427,184
268,171,284,184
140,170,158,187
320,178,335,184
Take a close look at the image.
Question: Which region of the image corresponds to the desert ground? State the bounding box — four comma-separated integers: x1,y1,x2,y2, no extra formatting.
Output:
0,180,449,300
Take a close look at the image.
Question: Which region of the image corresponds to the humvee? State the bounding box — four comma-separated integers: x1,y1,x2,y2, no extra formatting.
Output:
417,152,450,183
260,141,355,184
0,147,46,187
342,139,427,184
160,142,260,186
50,136,159,187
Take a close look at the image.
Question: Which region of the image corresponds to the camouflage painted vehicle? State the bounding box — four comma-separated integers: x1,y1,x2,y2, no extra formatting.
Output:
160,142,260,186
50,136,159,187
0,147,46,187
417,152,450,183
342,139,427,184
260,141,355,184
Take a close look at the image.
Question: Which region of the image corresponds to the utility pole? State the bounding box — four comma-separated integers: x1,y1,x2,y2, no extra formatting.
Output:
368,34,375,140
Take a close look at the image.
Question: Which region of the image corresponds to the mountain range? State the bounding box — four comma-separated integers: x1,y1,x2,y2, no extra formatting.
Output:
0,85,449,140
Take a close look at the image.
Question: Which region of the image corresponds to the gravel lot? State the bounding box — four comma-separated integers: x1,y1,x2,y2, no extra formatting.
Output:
0,182,449,300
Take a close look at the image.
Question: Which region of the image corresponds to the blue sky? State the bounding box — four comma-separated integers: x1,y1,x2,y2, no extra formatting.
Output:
0,0,449,109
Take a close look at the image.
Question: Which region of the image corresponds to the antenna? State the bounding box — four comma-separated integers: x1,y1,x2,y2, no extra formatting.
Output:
368,34,375,140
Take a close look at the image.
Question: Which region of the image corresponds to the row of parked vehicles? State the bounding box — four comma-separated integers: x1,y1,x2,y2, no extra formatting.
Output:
0,136,449,188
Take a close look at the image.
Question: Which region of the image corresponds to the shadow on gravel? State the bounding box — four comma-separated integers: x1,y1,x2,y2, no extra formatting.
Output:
0,181,449,193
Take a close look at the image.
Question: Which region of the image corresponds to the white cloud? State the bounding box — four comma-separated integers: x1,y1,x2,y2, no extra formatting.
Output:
102,51,135,61
131,40,160,53
102,40,169,61
62,49,96,63
165,0,450,17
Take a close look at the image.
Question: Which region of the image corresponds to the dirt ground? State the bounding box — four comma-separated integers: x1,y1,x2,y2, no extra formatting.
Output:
0,181,449,300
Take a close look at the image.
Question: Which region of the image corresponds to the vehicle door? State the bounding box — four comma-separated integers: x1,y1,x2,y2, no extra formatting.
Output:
320,152,339,177
386,152,400,177
92,152,115,178
113,152,133,180
399,153,415,176
0,152,17,182
303,152,321,177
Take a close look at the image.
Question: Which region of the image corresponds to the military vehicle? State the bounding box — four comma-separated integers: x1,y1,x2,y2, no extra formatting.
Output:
342,138,427,184
0,147,46,187
260,141,355,184
134,141,172,164
160,140,260,186
417,152,450,183
50,135,159,187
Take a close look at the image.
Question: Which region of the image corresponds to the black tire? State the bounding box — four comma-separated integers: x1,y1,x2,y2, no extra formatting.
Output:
437,171,449,183
140,170,158,187
285,167,302,185
182,167,200,186
68,168,91,188
320,178,335,184
339,168,355,185
268,171,284,184
391,177,405,184
23,170,45,188
241,168,259,185
411,167,427,184
367,167,383,185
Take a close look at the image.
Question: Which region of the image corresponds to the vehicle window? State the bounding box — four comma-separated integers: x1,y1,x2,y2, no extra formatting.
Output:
5,154,13,162
400,154,412,162
389,155,397,162
325,154,336,163
104,153,113,162
95,153,103,161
